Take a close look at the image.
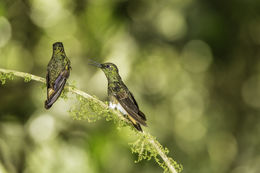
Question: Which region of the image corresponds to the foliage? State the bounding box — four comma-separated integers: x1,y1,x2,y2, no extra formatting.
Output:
130,134,183,173
24,74,32,83
0,72,14,84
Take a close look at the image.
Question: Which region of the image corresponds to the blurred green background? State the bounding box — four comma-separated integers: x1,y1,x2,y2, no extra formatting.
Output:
1,0,260,173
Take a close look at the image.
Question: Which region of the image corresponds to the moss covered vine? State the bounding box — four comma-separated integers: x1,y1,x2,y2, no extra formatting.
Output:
0,68,183,173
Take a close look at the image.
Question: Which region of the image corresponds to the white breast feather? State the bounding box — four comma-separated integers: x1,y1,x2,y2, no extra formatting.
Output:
109,102,128,115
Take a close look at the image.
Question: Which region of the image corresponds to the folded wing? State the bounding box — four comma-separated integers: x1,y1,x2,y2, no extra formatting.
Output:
115,91,147,127
45,70,69,109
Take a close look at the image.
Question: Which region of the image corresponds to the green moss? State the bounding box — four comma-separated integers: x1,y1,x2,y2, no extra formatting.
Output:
60,87,69,100
24,74,32,82
69,94,130,127
129,133,183,173
0,72,15,84
69,95,103,122
68,80,77,89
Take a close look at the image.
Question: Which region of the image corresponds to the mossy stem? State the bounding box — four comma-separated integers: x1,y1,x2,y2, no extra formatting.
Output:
0,68,179,173
147,135,178,173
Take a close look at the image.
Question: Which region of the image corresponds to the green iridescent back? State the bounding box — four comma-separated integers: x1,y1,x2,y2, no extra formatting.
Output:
47,54,70,86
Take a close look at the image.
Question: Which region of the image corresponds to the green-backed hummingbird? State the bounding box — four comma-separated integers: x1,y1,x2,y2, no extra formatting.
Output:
45,42,71,109
89,61,147,132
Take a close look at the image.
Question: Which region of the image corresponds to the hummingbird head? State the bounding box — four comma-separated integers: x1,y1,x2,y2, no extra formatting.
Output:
53,42,65,54
89,61,120,82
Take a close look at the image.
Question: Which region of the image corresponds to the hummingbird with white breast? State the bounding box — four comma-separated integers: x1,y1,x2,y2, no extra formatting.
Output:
89,61,147,132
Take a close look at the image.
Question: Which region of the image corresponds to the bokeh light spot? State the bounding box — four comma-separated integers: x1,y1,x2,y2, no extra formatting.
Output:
207,133,237,166
172,87,205,117
181,40,213,73
0,163,7,173
249,19,260,45
172,87,207,142
0,16,11,48
174,110,207,142
156,9,187,40
5,42,34,71
30,0,66,28
28,114,56,142
45,11,77,39
242,75,260,109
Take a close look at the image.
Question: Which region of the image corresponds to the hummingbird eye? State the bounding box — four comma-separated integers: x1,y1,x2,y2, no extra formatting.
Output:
106,65,110,68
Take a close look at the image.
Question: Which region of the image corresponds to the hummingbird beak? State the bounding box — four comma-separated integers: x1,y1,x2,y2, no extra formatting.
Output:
88,59,102,68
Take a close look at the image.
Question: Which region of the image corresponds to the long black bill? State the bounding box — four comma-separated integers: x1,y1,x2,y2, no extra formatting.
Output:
88,59,102,68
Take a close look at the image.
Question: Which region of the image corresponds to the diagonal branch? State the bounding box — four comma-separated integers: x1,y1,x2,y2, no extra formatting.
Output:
0,68,181,173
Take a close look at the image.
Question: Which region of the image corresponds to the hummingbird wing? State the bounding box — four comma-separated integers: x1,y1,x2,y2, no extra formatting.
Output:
115,90,147,126
45,69,69,109
129,92,146,120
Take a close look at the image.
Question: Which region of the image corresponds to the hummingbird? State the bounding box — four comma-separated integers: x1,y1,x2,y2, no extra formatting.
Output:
89,61,147,132
45,42,71,109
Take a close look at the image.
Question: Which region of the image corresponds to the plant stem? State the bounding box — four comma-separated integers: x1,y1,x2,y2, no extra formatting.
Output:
147,135,178,173
0,68,180,173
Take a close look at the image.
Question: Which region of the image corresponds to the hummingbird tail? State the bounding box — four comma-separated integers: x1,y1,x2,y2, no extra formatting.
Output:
138,110,147,121
45,77,67,110
132,123,143,132
44,100,53,109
